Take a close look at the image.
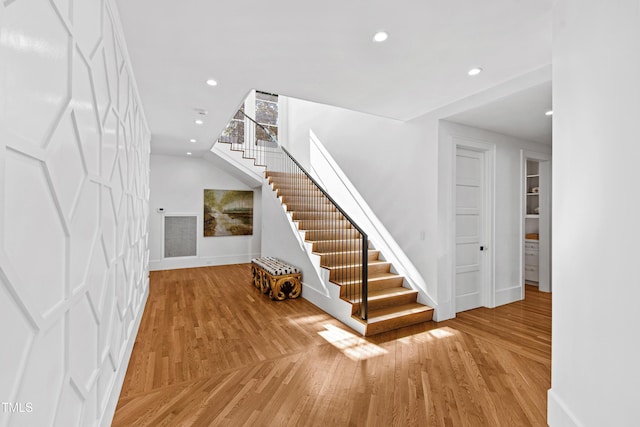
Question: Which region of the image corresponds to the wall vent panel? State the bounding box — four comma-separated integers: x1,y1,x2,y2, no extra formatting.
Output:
164,216,197,257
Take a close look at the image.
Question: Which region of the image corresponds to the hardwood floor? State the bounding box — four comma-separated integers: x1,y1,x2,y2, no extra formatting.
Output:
113,265,551,426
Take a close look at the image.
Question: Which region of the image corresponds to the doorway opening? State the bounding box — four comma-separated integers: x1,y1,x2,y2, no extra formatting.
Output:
521,151,551,294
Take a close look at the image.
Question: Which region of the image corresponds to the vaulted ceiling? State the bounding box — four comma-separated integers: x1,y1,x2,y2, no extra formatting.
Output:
114,0,553,155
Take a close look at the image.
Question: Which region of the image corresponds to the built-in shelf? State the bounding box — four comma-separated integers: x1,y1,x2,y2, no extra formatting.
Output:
525,159,540,284
526,163,540,216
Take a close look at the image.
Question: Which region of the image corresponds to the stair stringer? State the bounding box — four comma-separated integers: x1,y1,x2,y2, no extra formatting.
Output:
261,179,366,335
208,142,264,187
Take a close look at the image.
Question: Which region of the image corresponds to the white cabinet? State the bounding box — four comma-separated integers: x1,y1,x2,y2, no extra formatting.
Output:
524,240,539,283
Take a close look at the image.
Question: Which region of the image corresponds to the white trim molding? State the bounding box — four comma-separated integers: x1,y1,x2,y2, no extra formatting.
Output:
548,389,583,427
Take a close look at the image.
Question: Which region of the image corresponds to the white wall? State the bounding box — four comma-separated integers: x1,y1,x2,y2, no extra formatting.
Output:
438,121,551,317
148,154,261,270
0,1,151,426
284,85,553,320
549,0,640,425
284,96,441,307
308,132,439,315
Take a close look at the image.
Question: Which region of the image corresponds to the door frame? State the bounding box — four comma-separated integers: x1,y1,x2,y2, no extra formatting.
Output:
520,150,552,294
452,137,496,313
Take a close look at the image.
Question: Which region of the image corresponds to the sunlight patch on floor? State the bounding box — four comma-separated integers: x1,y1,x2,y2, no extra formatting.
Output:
318,324,388,361
430,327,456,339
398,326,458,345
289,314,330,325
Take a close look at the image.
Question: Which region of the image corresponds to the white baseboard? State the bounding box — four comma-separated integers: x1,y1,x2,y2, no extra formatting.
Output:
548,389,583,427
431,301,453,321
99,284,149,427
495,285,522,306
148,253,260,271
300,280,330,300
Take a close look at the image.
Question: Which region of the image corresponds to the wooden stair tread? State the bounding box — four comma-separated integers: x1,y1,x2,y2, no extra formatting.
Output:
295,220,352,226
304,228,355,232
315,249,379,257
331,272,402,286
324,259,390,269
347,287,417,303
366,303,433,324
311,238,366,243
313,249,380,260
368,287,417,300
297,226,353,232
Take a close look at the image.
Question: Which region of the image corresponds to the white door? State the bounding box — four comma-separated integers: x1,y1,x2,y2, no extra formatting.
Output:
455,147,486,312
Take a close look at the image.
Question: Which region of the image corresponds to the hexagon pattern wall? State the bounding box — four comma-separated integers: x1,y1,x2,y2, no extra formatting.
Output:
0,0,151,426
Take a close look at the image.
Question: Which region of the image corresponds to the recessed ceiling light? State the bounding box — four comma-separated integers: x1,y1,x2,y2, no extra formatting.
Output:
195,119,203,125
468,67,483,76
206,79,217,86
186,152,192,156
545,110,553,116
373,31,388,42
189,139,197,143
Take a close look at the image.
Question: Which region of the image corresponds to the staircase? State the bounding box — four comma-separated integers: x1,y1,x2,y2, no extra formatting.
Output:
266,170,433,335
215,102,434,336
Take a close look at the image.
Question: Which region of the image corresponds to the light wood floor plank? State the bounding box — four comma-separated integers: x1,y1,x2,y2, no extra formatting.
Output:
114,264,550,426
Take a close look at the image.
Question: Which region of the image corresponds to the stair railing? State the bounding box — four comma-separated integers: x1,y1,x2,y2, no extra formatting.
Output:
217,108,369,320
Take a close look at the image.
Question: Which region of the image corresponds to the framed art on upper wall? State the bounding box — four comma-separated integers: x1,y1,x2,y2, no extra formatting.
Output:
203,189,253,236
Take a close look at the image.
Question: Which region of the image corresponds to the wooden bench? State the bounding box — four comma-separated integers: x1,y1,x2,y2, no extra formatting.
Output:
251,257,301,300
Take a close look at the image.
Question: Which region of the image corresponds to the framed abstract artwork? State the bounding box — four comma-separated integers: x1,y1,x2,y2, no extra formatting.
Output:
203,189,253,236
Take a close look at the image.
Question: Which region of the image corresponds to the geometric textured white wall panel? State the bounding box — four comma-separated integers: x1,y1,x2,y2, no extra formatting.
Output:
102,111,119,181
72,48,101,177
73,0,102,70
1,0,71,148
86,239,109,316
92,50,112,124
51,0,71,23
0,278,33,407
102,13,118,102
80,384,97,427
3,149,66,318
69,180,100,292
111,159,124,220
47,110,87,219
12,318,65,427
68,296,99,390
102,186,118,262
53,382,83,427
0,0,151,425
109,302,123,361
97,360,115,417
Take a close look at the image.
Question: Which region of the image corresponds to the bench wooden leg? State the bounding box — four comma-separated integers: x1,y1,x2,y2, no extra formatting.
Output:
261,272,271,294
251,264,262,290
269,274,301,300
